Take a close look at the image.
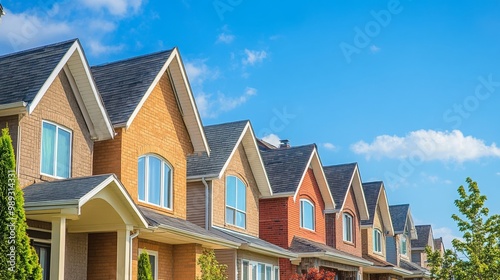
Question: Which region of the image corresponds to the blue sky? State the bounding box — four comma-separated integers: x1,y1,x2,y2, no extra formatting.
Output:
2,0,500,249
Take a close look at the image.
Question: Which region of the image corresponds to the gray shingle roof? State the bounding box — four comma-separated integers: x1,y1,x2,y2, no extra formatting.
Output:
411,225,432,248
91,49,173,125
260,144,315,194
187,120,248,178
289,236,368,263
23,174,112,203
0,39,76,106
361,181,383,226
400,259,428,273
389,204,410,233
210,227,294,257
323,163,357,210
434,237,444,250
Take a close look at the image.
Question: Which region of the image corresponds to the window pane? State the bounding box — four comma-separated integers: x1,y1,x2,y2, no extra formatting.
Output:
41,122,56,175
258,264,265,280
148,157,161,205
274,267,279,280
163,164,172,208
266,266,272,280
243,261,249,280
138,157,145,201
149,255,156,280
226,208,235,225
236,178,246,212
56,128,71,178
252,263,257,280
236,211,246,228
226,176,236,208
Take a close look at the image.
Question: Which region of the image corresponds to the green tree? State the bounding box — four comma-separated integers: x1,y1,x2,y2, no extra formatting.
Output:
0,128,42,280
138,251,153,280
426,177,500,279
197,249,227,280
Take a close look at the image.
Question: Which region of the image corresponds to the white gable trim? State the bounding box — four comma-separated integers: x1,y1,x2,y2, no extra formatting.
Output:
292,148,335,211
216,122,273,197
378,183,394,236
123,48,210,155
338,165,369,220
27,40,114,140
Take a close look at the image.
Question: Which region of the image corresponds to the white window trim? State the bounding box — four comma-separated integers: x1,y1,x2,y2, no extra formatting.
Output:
241,259,279,280
40,120,72,179
373,229,382,254
299,199,315,231
225,176,247,229
343,213,353,243
139,249,158,280
138,154,173,210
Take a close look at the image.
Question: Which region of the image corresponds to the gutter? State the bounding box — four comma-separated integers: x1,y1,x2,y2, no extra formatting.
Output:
296,252,373,267
240,243,297,259
202,177,210,230
154,224,239,248
129,230,140,280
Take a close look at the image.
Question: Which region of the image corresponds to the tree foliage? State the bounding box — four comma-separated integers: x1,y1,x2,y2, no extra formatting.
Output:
197,249,227,280
426,177,500,279
0,128,42,280
290,267,336,280
138,251,153,280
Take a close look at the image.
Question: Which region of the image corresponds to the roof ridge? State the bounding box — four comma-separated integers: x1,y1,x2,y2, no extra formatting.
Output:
0,38,77,59
91,48,175,68
324,162,358,168
204,119,249,129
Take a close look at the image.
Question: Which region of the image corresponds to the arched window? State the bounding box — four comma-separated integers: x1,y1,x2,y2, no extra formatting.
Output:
373,229,382,253
138,155,172,209
225,176,246,228
400,235,407,255
300,199,315,231
343,213,353,242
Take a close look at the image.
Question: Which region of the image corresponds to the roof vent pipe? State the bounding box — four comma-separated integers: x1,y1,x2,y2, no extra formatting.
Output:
279,139,290,149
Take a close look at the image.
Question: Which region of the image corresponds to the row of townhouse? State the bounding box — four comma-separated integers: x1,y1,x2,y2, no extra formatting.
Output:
0,39,445,280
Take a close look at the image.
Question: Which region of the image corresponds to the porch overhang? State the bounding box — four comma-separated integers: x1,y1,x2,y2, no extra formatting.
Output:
294,252,373,267
363,265,414,276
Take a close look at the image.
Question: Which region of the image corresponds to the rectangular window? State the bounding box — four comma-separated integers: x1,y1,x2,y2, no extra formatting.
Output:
241,260,277,280
274,266,279,280
373,229,382,253
243,260,249,280
226,176,246,228
400,235,407,255
140,249,158,280
343,213,353,242
41,121,71,178
34,243,51,280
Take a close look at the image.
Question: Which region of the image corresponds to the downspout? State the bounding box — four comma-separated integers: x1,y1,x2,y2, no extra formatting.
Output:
202,177,209,230
129,230,140,280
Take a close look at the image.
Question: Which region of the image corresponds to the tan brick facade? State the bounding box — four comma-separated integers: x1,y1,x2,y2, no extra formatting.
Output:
362,205,387,259
212,144,260,236
94,72,194,219
15,72,94,188
132,238,174,280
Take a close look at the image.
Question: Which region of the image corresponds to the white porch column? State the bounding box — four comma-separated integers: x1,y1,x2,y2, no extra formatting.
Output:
117,226,132,280
50,217,66,280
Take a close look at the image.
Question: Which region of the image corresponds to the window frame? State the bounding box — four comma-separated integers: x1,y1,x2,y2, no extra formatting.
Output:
40,120,72,179
373,228,382,254
139,249,158,280
299,199,315,231
241,259,279,280
225,175,247,229
138,154,173,210
343,212,354,243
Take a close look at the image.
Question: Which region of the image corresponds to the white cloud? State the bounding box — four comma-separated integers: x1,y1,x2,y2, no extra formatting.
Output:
80,0,143,16
370,44,381,53
217,32,234,44
88,40,124,56
242,49,267,66
351,130,500,163
88,19,116,32
262,134,281,148
420,172,452,185
185,59,219,85
323,142,337,151
195,87,256,118
433,226,462,251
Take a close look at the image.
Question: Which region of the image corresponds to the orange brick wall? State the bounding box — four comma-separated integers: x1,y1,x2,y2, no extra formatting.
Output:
173,244,203,279
17,71,94,188
87,232,117,279
279,258,298,280
212,144,260,237
133,238,174,280
332,187,363,257
93,72,194,219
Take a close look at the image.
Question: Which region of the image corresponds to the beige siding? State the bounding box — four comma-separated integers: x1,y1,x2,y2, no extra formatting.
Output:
212,144,260,236
215,249,237,280
187,181,207,229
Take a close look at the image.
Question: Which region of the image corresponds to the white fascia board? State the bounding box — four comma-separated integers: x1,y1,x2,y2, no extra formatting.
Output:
154,224,239,248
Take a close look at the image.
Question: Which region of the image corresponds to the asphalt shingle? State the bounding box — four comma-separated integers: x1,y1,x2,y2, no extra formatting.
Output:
260,144,315,194
0,39,76,106
187,120,248,178
23,174,112,203
323,163,357,210
389,204,410,233
361,181,383,226
411,225,432,248
289,236,369,263
91,49,173,125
